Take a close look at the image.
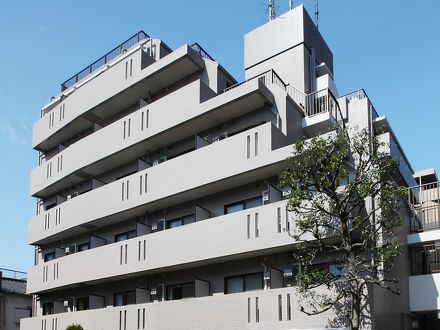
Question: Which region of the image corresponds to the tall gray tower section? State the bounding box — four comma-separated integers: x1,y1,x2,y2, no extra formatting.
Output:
244,5,335,95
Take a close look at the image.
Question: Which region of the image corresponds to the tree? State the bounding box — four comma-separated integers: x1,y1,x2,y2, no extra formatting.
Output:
66,324,84,330
279,126,405,330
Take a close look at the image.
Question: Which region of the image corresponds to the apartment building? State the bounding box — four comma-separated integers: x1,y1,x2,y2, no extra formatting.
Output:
22,4,421,330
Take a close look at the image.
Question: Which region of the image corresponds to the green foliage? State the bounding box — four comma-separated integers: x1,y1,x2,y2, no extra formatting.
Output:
66,324,84,330
280,126,404,329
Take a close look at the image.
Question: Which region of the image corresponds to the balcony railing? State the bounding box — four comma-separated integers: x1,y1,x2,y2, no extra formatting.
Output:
0,268,27,280
408,181,440,232
190,43,214,61
341,88,379,119
61,31,150,92
411,244,440,275
224,69,342,121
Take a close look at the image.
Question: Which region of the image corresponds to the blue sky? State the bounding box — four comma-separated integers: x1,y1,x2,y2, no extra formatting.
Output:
0,0,438,273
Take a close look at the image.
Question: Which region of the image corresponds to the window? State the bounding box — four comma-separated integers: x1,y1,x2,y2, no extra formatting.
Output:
44,252,55,262
42,302,54,315
329,264,348,281
115,230,136,242
225,273,263,294
166,282,194,300
76,297,89,311
224,196,262,215
113,290,136,306
167,214,195,229
78,243,90,252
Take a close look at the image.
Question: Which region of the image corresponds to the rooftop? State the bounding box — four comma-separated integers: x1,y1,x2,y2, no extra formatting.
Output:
0,268,27,295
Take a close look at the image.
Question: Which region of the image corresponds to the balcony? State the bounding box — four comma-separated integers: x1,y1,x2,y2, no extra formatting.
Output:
33,41,206,152
407,182,440,245
409,244,440,312
30,78,274,198
300,88,342,136
28,123,291,245
224,69,343,136
26,200,302,294
21,287,337,330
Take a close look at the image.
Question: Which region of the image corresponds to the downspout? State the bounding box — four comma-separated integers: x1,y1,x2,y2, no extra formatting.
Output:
260,262,269,290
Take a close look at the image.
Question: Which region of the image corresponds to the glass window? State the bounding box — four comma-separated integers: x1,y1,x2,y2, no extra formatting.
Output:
225,202,244,214
78,243,90,252
329,264,348,281
115,230,136,242
167,282,194,300
225,277,243,294
245,197,262,209
114,292,124,307
42,302,54,315
44,252,55,262
76,297,89,311
245,273,263,291
224,196,262,215
225,273,263,294
167,214,195,229
113,290,136,306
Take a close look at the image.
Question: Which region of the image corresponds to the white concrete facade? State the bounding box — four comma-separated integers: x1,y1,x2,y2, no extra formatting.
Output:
24,4,420,330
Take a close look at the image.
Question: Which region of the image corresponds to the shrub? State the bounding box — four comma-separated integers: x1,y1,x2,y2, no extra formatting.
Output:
66,325,84,330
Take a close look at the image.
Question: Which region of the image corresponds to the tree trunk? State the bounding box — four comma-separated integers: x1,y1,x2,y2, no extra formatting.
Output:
349,298,361,330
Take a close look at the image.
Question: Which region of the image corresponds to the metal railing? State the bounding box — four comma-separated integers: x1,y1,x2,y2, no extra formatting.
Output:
305,88,340,121
223,69,285,93
341,88,379,119
409,181,440,232
411,244,440,275
223,69,342,122
61,31,150,92
0,268,27,280
190,43,214,61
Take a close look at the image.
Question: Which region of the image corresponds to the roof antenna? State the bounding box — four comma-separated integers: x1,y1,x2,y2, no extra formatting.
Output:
268,0,276,21
289,0,294,10
314,0,319,29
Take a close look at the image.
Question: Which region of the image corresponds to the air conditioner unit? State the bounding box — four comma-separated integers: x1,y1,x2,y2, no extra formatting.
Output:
282,188,292,197
152,219,165,232
283,269,293,278
65,244,77,255
262,190,270,204
63,299,73,307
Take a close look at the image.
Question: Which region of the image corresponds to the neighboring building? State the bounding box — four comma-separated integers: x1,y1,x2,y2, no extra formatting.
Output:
408,169,440,329
21,4,427,330
0,269,31,330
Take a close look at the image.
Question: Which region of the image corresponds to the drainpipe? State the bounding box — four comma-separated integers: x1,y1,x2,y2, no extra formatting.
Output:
260,262,269,290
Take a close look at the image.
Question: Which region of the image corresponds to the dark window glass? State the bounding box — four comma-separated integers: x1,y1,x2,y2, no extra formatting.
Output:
166,282,194,300
224,196,262,215
76,297,89,311
78,243,90,252
167,214,195,229
225,273,263,294
115,230,136,242
244,196,262,209
44,252,55,262
113,290,136,306
42,302,54,315
225,202,244,214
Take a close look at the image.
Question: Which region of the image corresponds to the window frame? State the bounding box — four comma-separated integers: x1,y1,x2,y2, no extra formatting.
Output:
224,272,264,294
114,230,137,243
224,196,262,215
166,281,195,301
